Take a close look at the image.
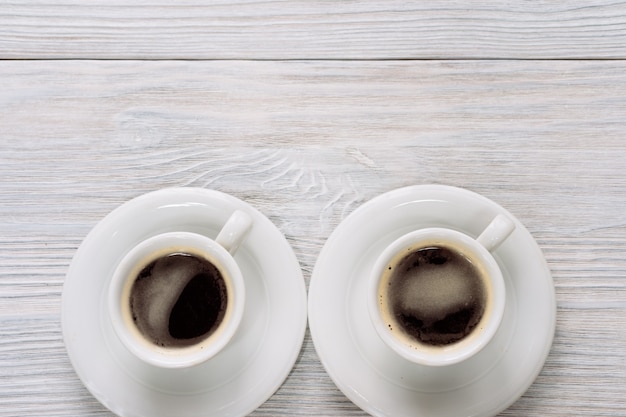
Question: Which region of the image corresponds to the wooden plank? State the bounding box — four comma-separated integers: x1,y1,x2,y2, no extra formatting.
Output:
1,60,626,416
2,1,626,59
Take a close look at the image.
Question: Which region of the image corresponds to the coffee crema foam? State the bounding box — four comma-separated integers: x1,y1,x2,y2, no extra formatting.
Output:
379,244,488,347
128,252,228,349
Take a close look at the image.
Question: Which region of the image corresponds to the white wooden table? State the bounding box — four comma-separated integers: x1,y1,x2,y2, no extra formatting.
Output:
2,2,626,416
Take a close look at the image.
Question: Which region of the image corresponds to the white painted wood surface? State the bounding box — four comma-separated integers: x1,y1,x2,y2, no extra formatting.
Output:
2,2,626,416
2,0,626,59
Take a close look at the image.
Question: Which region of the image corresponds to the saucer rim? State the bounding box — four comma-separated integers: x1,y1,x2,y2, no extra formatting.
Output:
62,187,308,417
308,184,556,417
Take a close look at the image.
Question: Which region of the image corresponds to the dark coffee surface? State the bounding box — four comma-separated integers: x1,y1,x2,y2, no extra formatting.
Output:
386,245,486,346
129,253,227,348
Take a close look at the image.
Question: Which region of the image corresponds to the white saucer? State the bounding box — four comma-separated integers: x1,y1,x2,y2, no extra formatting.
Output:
62,188,307,417
308,185,556,417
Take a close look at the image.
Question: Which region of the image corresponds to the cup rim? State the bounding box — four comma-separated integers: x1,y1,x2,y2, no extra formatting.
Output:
108,231,245,369
368,227,506,367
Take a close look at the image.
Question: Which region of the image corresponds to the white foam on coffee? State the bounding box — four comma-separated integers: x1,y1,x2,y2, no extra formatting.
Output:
395,262,476,321
130,254,200,346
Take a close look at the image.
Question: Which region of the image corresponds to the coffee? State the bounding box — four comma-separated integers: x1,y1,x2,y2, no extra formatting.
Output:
378,245,487,347
129,252,228,348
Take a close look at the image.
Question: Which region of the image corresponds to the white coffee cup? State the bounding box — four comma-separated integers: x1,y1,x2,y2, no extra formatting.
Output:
368,214,515,367
108,209,252,369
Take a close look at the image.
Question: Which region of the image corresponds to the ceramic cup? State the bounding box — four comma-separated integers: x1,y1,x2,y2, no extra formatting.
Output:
368,214,515,367
108,209,252,369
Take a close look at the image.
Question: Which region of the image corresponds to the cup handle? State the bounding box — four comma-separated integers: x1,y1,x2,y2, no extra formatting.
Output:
215,210,253,255
476,214,516,252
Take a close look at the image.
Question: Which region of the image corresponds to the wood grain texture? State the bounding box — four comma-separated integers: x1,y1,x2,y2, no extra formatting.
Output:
1,60,626,416
2,1,626,59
